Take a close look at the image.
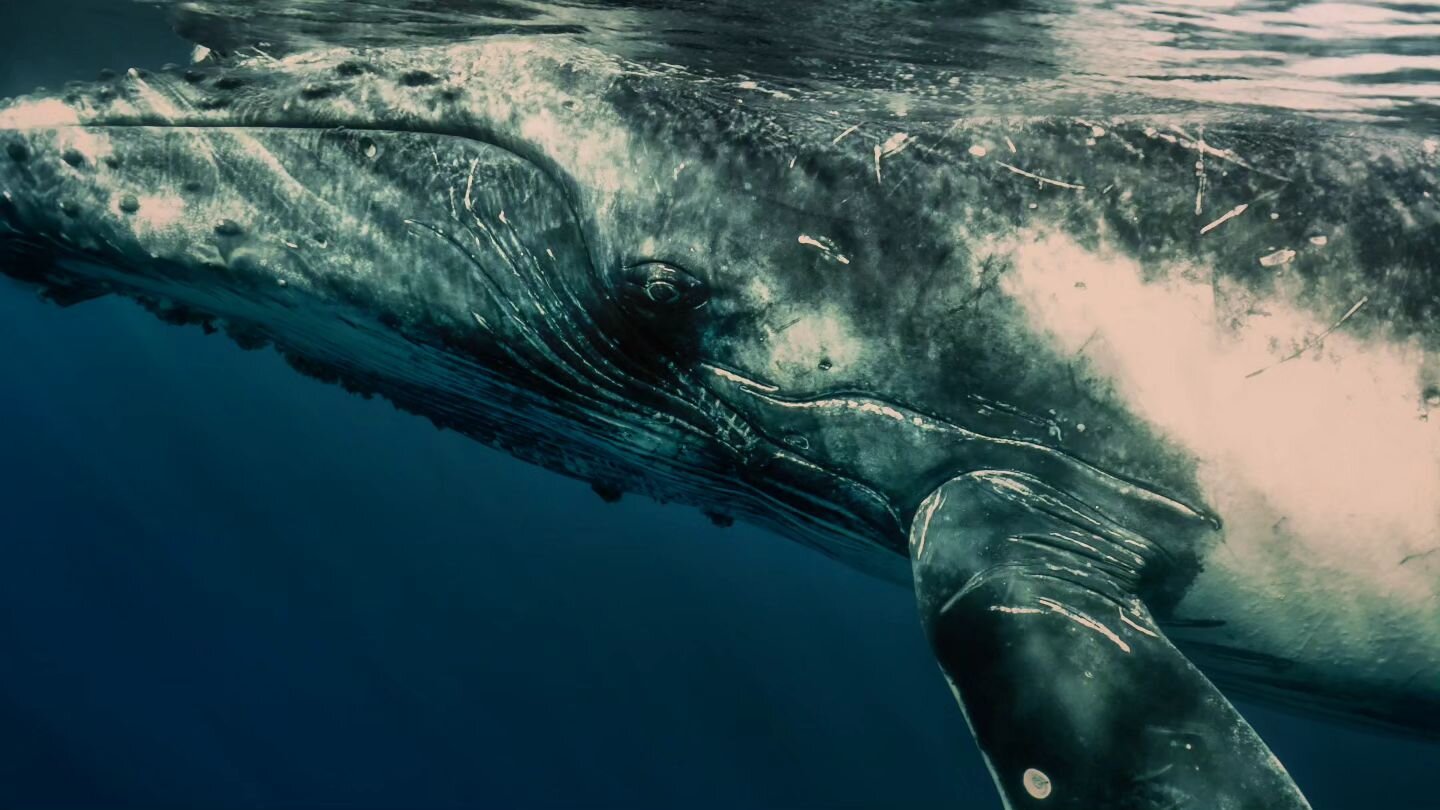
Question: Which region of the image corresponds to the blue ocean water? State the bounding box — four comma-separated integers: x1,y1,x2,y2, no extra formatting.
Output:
0,1,1438,808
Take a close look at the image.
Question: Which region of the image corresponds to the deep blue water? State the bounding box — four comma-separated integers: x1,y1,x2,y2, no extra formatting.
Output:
1,2,1439,808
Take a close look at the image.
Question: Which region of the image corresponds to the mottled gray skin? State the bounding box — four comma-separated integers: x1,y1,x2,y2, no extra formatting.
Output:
1,35,1437,808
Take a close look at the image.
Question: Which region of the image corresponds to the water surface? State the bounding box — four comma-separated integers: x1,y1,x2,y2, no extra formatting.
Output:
157,0,1440,126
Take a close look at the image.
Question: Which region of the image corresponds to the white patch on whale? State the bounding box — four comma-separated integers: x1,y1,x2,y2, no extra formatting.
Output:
999,228,1440,689
764,306,864,375
53,126,116,166
1023,767,1053,799
0,98,80,130
127,194,188,234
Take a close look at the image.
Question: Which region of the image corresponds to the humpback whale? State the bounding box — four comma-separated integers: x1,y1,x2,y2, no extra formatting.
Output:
1,4,1438,807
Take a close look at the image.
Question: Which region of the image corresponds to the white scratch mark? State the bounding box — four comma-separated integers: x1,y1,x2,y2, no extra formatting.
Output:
996,161,1085,191
1200,203,1249,235
873,132,910,183
1150,125,1290,182
1247,297,1369,379
705,363,780,393
1037,597,1131,652
912,489,947,559
1194,125,1207,216
1259,248,1297,267
797,234,851,265
463,158,479,214
1119,609,1160,638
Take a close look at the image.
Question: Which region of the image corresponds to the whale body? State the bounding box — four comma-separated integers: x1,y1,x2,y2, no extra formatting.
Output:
1,7,1437,807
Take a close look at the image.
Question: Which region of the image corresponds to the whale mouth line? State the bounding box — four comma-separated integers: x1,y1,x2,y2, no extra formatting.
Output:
8,119,546,179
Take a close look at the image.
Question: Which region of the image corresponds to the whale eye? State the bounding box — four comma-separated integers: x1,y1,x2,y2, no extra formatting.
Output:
622,261,708,313
645,279,680,304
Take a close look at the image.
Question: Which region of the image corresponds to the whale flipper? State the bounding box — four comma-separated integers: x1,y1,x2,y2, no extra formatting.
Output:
910,471,1311,809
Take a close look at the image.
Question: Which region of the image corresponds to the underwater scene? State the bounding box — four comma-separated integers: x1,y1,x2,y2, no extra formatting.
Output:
2,0,1440,807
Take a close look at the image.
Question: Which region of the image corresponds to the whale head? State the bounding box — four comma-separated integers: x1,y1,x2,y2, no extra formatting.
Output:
1,37,999,576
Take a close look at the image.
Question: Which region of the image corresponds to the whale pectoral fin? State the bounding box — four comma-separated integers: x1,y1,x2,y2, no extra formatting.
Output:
910,471,1310,810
